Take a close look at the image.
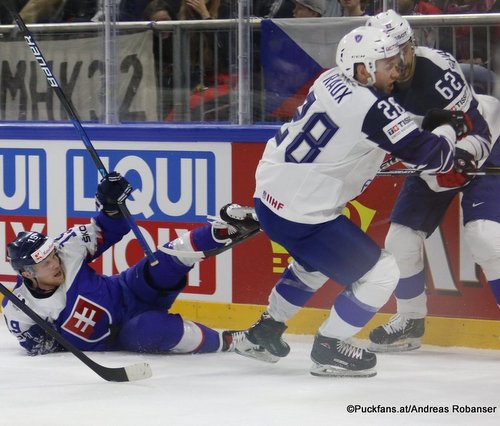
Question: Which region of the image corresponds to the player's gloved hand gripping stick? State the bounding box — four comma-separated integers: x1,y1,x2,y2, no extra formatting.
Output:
378,109,500,177
5,0,158,266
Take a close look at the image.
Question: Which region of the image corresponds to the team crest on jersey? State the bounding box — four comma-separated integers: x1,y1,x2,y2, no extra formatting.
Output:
62,295,112,342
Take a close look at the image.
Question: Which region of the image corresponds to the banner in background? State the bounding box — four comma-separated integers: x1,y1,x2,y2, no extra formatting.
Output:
1,128,499,321
0,32,157,121
260,18,360,119
0,139,232,302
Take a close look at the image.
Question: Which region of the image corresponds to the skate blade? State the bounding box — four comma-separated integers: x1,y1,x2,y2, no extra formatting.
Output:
310,362,377,378
235,347,280,364
368,338,422,353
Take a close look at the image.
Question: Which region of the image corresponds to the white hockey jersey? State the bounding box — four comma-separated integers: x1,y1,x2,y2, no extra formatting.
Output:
254,68,457,224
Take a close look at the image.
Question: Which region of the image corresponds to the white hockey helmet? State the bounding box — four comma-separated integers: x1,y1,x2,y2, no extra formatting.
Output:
336,26,400,85
366,9,414,46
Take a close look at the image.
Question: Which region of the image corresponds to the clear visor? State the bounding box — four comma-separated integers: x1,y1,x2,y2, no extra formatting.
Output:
375,53,404,74
398,41,416,79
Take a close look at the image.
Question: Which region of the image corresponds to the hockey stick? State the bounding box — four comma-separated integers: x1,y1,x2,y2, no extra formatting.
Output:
377,167,500,177
0,282,152,382
6,2,158,266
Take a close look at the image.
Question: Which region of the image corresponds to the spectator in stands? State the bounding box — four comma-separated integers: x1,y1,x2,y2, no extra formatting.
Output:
413,0,442,14
165,1,232,121
266,0,295,17
253,0,277,16
177,0,229,20
397,0,442,48
119,0,150,21
61,0,99,22
18,0,64,23
143,0,176,23
339,0,369,16
142,0,177,118
292,0,329,17
442,0,499,66
267,0,342,17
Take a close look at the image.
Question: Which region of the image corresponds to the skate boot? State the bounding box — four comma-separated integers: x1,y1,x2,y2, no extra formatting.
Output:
211,204,260,249
222,330,279,363
246,311,290,358
368,315,425,353
310,334,377,378
159,203,260,259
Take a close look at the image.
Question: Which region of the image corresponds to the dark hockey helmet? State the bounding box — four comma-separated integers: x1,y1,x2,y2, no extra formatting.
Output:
7,231,55,272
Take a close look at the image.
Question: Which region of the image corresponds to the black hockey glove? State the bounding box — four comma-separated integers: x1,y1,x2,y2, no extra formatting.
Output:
453,148,477,174
95,171,132,217
422,108,472,139
436,148,477,188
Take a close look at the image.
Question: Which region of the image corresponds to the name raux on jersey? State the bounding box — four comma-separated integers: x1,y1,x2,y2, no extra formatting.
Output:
322,72,353,103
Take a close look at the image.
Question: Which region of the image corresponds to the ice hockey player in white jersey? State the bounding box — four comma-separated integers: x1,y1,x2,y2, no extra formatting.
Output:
366,10,500,353
231,25,475,377
2,171,259,357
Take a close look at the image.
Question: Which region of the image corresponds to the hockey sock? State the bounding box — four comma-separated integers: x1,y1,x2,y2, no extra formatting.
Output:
319,287,377,339
275,267,315,306
394,269,426,299
267,267,316,322
191,323,221,353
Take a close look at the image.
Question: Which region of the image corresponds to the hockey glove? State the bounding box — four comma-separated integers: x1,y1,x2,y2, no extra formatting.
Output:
436,148,477,188
422,108,472,139
95,171,132,217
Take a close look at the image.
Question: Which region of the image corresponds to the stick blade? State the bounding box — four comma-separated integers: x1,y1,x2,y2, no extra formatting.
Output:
124,362,153,382
97,362,153,382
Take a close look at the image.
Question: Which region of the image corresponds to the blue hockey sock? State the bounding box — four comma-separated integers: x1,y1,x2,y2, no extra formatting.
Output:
192,323,221,353
395,269,426,300
334,287,377,328
275,267,315,307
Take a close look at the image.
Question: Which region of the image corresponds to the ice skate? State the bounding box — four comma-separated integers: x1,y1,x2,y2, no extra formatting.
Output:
310,334,377,378
222,329,279,363
368,315,425,353
159,204,260,259
246,311,290,359
210,203,261,250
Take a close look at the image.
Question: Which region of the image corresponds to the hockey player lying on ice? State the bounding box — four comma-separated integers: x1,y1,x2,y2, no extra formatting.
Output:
2,171,259,357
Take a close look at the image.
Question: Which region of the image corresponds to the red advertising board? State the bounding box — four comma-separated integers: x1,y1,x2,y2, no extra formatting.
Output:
1,126,498,323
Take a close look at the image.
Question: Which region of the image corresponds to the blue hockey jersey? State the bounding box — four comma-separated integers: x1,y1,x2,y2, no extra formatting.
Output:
2,212,131,355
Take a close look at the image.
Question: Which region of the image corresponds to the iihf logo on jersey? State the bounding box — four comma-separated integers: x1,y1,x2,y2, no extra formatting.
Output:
263,190,285,210
62,295,112,342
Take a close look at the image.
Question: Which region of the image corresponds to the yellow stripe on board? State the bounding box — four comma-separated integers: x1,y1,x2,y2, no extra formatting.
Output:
172,300,500,350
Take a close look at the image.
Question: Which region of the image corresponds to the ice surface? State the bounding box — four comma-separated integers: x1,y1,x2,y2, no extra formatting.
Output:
0,323,499,426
